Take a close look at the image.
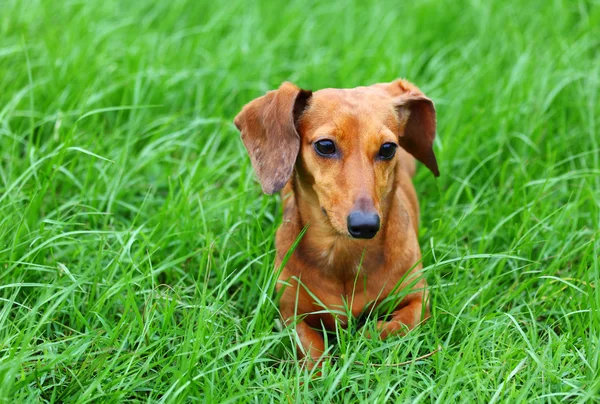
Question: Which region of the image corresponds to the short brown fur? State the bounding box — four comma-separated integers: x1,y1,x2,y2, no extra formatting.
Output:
234,79,438,368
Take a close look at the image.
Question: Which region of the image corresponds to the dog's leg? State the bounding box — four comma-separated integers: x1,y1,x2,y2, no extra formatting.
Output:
295,320,325,369
374,295,429,339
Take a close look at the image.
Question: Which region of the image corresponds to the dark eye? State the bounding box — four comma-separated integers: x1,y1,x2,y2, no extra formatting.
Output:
314,139,336,157
378,143,398,160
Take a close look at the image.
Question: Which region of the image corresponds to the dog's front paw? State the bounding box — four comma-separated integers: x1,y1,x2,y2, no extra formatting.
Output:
363,319,411,339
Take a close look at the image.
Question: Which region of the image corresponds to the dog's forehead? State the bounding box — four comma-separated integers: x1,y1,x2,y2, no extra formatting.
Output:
311,86,391,110
301,86,397,136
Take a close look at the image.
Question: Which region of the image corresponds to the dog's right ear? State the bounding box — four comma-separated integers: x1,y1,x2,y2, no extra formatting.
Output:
375,79,439,177
234,82,312,194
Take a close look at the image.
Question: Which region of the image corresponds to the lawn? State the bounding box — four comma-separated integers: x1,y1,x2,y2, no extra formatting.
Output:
1,0,599,402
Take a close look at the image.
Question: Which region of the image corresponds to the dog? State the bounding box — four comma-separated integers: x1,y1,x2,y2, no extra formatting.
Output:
234,79,438,368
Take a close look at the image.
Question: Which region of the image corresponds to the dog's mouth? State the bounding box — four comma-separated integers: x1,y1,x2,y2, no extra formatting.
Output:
348,228,379,239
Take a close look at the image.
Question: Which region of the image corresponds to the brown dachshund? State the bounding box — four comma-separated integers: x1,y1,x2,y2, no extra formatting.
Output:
234,79,438,368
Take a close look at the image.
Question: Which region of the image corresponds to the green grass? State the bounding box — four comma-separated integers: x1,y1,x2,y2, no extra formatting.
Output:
1,0,599,401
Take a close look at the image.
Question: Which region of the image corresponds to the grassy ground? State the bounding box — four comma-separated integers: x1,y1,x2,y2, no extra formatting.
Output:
1,0,599,402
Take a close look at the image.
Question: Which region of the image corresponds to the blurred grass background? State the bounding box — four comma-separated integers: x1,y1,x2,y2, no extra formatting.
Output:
1,0,599,401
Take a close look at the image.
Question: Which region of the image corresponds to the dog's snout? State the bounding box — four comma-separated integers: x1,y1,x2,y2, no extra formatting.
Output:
347,211,380,239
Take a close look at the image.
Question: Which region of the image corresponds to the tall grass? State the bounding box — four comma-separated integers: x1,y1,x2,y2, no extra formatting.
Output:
0,0,599,401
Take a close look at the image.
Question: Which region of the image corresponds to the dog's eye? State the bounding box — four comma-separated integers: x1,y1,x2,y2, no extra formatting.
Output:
314,140,336,156
378,143,398,160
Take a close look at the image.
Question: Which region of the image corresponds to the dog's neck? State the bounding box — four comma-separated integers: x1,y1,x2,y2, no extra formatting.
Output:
289,174,390,279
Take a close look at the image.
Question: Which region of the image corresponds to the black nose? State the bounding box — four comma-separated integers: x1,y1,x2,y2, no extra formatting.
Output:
347,211,380,239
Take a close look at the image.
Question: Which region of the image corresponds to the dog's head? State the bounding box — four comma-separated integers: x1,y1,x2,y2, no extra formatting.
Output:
234,79,438,240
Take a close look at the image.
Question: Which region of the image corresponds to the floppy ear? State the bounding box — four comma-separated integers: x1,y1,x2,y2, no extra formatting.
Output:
378,79,439,177
234,82,312,194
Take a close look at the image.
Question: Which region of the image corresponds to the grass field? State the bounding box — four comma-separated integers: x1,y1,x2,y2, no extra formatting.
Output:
1,0,599,401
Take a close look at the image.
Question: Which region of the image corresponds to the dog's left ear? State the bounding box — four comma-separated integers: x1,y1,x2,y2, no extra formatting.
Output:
234,82,312,194
378,79,439,177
